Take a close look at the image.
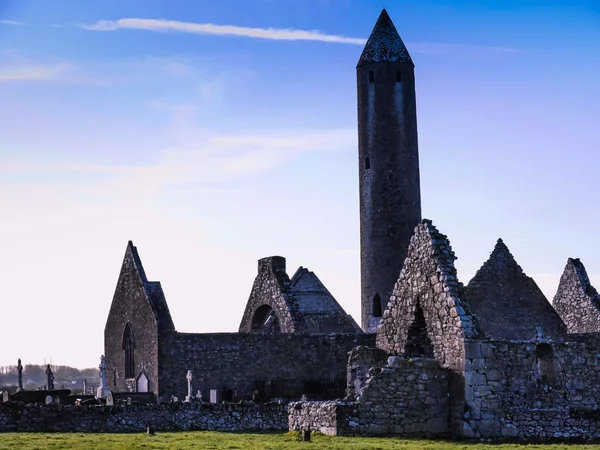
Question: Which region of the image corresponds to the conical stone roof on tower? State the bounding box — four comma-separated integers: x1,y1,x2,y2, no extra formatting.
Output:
357,9,414,67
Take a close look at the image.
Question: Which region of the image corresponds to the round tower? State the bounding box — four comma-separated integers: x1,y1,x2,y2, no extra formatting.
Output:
357,9,422,332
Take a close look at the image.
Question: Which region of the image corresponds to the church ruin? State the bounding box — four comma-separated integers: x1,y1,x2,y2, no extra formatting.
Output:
100,9,600,441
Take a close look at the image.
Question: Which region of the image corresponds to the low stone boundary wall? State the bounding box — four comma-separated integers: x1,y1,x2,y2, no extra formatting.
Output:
0,402,287,433
288,401,355,435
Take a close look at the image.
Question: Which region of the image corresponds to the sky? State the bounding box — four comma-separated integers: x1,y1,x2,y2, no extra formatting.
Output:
0,0,599,369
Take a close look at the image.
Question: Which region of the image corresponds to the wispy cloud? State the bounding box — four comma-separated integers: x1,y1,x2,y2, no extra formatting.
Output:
0,128,355,192
0,20,25,26
80,18,366,44
78,18,521,55
0,64,70,81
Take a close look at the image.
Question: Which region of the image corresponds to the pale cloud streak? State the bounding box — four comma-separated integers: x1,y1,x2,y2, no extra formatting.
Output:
0,20,25,26
78,18,520,55
0,63,70,81
0,128,356,194
80,18,367,44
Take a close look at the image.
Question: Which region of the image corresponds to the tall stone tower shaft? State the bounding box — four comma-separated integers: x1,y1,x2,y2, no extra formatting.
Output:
357,9,422,332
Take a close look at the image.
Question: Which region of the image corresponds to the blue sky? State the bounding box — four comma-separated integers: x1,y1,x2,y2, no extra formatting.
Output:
0,0,598,368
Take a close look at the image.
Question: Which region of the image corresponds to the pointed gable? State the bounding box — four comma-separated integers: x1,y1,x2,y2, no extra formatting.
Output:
117,241,175,332
464,239,566,341
357,9,414,67
290,267,362,334
553,258,600,334
377,219,479,369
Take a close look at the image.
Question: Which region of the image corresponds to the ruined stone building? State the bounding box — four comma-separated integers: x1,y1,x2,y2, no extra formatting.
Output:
105,9,600,441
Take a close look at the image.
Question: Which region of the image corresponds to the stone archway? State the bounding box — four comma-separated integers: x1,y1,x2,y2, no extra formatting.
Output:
250,305,281,333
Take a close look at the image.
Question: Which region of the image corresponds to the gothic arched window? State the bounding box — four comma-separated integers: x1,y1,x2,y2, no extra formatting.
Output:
122,323,135,379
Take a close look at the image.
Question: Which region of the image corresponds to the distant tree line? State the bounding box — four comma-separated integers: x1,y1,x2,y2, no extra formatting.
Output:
0,364,100,393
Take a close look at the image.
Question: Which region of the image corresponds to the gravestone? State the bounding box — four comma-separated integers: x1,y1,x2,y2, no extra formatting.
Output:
83,379,87,394
210,389,218,404
2,391,9,402
45,364,54,390
45,395,52,405
196,390,203,402
136,372,148,393
96,355,109,398
185,370,193,402
106,391,114,406
17,359,23,391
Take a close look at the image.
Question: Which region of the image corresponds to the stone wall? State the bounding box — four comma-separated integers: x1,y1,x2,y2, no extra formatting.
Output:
464,338,600,440
553,258,600,334
238,257,304,333
290,357,450,437
464,239,566,341
0,402,287,432
288,401,354,435
159,332,376,401
376,220,478,434
104,242,176,396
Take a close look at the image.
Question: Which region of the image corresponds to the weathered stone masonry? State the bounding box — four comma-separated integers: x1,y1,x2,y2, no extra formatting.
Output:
0,402,287,433
553,258,600,334
104,243,370,401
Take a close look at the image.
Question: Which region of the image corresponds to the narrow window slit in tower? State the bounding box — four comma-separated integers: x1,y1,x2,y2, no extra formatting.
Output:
365,157,370,170
369,70,374,83
372,293,382,317
396,71,403,82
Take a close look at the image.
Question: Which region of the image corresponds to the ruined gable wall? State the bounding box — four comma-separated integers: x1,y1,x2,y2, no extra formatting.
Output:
104,245,161,396
553,258,600,334
463,338,600,440
158,332,375,400
464,240,566,341
375,220,479,436
376,220,478,367
238,257,305,333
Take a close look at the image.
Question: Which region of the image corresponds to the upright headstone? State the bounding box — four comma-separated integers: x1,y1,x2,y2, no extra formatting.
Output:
210,389,217,404
196,390,203,402
185,370,193,402
106,391,114,406
2,391,9,402
96,355,109,398
17,359,23,391
83,379,87,395
45,364,54,390
45,395,53,405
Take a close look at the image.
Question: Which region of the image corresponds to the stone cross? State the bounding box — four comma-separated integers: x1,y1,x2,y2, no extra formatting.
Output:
17,359,23,391
45,364,54,390
96,355,109,398
185,370,193,402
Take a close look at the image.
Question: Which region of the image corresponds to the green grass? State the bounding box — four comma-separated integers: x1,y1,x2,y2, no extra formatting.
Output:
0,432,596,450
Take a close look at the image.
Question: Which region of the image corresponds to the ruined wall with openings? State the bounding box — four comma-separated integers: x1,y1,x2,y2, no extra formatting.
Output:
553,258,600,334
375,219,479,434
463,337,600,440
158,332,376,402
290,357,450,437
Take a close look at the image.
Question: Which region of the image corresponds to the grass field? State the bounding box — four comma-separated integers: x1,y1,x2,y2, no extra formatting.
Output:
0,432,596,450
